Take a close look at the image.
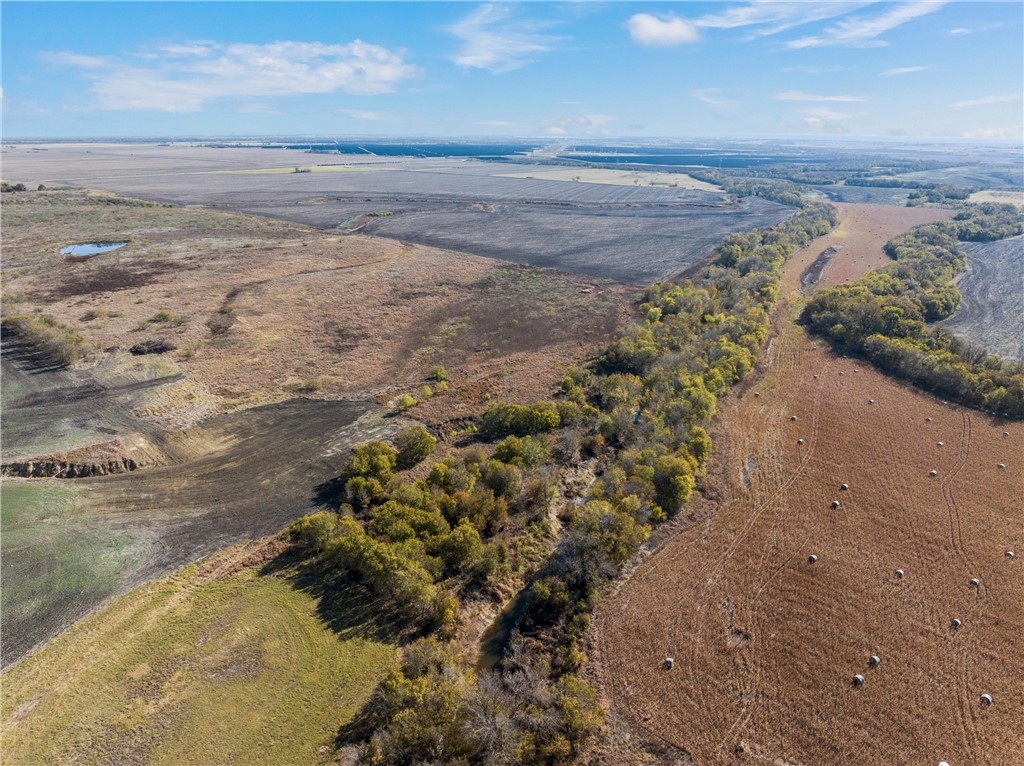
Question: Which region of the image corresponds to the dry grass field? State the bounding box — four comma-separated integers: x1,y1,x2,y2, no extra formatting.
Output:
594,204,1023,765
495,167,722,191
968,190,1024,209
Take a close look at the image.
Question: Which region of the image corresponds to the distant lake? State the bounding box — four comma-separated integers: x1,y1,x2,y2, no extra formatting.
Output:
557,153,823,168
60,242,128,257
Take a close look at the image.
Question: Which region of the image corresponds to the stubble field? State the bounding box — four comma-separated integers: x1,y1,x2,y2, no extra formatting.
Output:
594,204,1023,765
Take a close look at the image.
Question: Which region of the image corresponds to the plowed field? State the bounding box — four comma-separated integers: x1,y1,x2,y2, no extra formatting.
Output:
595,204,1023,765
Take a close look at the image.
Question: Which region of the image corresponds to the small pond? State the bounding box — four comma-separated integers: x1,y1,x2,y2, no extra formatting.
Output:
60,242,128,257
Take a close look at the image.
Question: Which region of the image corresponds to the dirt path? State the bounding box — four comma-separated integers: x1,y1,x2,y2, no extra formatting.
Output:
594,203,1023,764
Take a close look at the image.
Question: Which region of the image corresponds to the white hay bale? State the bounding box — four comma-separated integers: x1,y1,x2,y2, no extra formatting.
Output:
840,483,849,491
754,391,760,397
969,578,980,588
868,399,875,404
868,655,880,667
895,569,904,579
930,470,938,477
664,657,674,670
813,374,818,379
808,554,818,564
997,463,1006,470
797,438,805,445
938,761,950,766
951,618,962,630
852,674,865,686
926,417,933,422
1006,551,1016,559
937,442,944,447
831,500,841,510
980,693,993,706
839,371,845,376
790,415,798,421
1003,431,1010,437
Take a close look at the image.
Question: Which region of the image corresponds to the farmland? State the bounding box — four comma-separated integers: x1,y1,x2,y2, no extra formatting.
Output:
1,143,794,283
594,205,1023,764
941,237,1024,360
0,188,635,668
0,538,399,766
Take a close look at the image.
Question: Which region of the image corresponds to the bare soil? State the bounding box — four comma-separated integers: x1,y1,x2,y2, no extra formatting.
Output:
594,204,1023,765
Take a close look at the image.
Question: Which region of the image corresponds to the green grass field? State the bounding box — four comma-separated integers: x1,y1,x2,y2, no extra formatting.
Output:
1,547,399,766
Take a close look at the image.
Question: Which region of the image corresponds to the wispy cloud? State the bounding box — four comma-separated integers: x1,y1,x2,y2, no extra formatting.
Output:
882,65,929,76
802,107,857,132
691,88,737,106
952,93,1021,108
775,91,867,102
450,4,563,73
948,27,972,35
45,40,417,112
626,13,699,46
787,1,947,49
43,51,109,69
803,107,854,120
540,113,615,137
694,1,872,37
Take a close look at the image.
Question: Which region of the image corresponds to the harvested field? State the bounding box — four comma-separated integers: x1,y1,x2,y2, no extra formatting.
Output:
968,190,1024,209
810,184,911,205
495,167,722,191
1,539,400,766
1,144,793,283
594,205,1023,765
941,237,1024,360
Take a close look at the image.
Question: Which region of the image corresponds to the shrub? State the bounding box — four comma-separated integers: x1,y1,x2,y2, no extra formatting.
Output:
396,394,416,410
395,425,436,470
480,402,560,438
492,434,549,469
430,365,449,382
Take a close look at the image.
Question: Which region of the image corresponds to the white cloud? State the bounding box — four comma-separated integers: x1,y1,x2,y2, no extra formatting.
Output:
948,27,972,35
540,113,615,136
775,91,866,102
626,13,700,46
450,4,563,73
50,40,417,112
44,51,109,69
803,107,854,120
691,88,736,106
952,93,1021,108
882,65,929,76
694,2,872,36
478,119,514,127
337,109,387,121
787,1,946,49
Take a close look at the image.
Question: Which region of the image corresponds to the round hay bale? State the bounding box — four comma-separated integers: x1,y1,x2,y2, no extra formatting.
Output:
868,655,880,667
854,368,860,373
1003,431,1010,437
1006,551,1016,559
813,374,818,379
754,392,760,397
951,618,962,630
930,470,938,477
839,371,845,376
997,463,1006,470
937,442,944,447
852,674,865,686
980,693,993,706
808,554,818,564
969,578,980,589
790,415,798,421
939,761,951,766
797,438,805,445
830,500,841,510
868,399,875,404
895,569,904,579
664,657,674,670
926,417,933,422
840,483,849,491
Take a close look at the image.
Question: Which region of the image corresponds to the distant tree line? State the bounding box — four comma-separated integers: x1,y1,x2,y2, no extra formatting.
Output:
803,203,1024,416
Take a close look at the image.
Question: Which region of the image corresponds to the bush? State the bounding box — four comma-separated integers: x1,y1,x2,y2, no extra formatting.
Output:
396,394,416,410
430,365,449,382
492,434,548,469
395,425,436,470
480,402,560,438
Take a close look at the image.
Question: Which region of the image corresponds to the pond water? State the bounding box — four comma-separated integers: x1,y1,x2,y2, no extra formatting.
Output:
477,588,531,671
60,242,128,257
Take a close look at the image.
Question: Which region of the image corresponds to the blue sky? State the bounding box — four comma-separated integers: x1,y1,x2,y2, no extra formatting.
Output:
2,1,1021,139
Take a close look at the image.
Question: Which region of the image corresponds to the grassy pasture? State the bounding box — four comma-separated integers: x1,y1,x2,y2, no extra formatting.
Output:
210,164,374,175
968,189,1024,209
1,543,399,766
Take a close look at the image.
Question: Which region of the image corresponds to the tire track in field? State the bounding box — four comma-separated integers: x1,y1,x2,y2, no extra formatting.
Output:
942,413,973,570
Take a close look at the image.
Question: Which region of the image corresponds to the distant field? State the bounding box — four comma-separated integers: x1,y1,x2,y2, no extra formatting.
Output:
1,541,399,766
495,167,722,192
212,164,374,175
968,190,1024,209
941,237,1024,360
0,144,787,283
